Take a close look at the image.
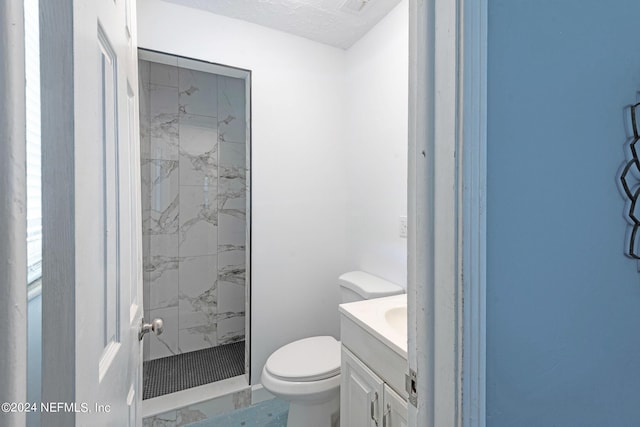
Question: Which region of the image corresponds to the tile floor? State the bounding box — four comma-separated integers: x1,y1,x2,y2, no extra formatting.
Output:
184,398,288,427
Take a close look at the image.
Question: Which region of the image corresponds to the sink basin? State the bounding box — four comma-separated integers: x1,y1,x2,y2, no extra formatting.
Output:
384,306,407,338
339,294,407,358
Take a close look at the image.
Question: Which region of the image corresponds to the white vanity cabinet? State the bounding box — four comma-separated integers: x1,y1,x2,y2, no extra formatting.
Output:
341,346,408,427
383,383,408,427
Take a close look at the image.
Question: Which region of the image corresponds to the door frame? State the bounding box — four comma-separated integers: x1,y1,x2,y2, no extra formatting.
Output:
40,1,76,423
460,0,488,425
407,0,487,426
0,2,28,426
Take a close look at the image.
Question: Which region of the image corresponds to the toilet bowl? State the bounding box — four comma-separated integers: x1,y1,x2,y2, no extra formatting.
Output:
261,271,404,427
262,336,341,427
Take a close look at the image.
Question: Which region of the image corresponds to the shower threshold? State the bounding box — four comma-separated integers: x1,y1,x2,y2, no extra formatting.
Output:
143,341,245,400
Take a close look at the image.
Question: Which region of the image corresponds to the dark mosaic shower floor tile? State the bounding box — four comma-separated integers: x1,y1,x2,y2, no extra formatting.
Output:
143,341,245,400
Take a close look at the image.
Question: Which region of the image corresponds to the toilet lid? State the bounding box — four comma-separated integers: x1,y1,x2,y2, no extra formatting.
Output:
265,336,341,382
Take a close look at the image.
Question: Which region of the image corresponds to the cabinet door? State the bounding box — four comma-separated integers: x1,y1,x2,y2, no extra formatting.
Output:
341,346,385,427
383,384,408,427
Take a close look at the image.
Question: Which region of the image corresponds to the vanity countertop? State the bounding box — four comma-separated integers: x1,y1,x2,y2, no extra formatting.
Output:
339,294,407,359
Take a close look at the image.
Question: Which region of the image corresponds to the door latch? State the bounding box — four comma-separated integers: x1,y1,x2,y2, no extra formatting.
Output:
405,369,418,407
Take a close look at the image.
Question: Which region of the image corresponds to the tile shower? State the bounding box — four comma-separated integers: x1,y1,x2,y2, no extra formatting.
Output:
138,54,248,395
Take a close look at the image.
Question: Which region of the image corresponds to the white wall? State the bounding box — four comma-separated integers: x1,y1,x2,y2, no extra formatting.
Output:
138,0,350,384
137,0,409,384
344,0,409,288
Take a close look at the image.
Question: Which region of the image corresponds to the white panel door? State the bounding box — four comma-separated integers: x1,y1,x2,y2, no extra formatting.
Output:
41,0,143,425
79,0,143,424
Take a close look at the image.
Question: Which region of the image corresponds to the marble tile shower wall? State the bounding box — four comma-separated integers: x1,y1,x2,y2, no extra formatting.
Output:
139,60,247,361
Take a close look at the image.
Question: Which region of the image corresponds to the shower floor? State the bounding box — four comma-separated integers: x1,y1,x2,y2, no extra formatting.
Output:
143,341,245,400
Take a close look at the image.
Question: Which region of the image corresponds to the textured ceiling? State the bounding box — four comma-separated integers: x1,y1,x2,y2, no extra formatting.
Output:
160,0,402,49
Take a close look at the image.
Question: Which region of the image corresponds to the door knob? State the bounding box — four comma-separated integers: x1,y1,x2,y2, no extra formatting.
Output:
139,318,164,341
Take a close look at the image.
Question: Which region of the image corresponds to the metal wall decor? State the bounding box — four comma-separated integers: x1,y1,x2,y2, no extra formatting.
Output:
620,102,640,259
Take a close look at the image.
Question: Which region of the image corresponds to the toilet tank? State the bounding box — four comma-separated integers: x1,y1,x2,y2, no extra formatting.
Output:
338,271,404,304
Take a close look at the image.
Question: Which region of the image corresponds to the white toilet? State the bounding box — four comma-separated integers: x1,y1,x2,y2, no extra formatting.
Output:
261,271,405,427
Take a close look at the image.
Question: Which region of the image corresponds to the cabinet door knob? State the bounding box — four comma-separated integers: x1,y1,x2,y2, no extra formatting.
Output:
383,403,391,427
370,391,379,425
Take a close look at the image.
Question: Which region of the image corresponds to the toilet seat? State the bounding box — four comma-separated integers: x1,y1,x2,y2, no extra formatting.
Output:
265,336,341,382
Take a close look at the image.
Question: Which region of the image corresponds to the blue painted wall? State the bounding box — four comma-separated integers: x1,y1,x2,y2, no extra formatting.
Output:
487,0,640,425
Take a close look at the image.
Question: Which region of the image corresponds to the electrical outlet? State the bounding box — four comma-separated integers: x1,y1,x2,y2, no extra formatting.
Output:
399,216,408,238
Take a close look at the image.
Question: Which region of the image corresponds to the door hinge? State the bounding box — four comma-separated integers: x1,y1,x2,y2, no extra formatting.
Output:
405,369,418,407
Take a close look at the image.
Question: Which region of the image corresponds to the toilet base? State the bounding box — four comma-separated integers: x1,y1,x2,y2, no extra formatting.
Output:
286,391,340,427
